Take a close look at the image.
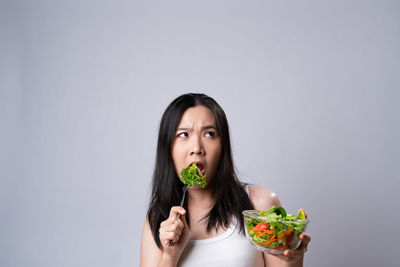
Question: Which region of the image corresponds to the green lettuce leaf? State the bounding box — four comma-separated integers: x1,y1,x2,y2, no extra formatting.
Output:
180,163,207,188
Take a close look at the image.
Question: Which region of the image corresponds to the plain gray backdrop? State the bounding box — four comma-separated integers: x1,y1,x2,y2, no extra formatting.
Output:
1,0,399,266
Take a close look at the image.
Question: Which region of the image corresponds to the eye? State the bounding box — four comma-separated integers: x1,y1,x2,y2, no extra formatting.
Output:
205,131,216,137
177,132,188,138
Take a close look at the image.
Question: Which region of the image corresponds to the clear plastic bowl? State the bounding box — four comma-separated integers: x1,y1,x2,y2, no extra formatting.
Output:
242,210,309,254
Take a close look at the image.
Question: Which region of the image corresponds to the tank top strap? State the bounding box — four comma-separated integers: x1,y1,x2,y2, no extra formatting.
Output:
244,184,249,195
242,182,253,195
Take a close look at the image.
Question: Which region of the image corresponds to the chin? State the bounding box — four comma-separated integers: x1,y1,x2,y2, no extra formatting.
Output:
188,185,204,190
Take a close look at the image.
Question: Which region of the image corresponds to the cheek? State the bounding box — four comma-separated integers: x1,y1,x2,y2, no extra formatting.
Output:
171,145,186,173
214,142,222,161
209,145,222,171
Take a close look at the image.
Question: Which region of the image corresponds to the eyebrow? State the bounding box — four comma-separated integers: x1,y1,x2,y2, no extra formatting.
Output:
176,125,217,131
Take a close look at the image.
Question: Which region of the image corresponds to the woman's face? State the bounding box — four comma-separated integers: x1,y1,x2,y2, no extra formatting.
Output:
171,105,222,187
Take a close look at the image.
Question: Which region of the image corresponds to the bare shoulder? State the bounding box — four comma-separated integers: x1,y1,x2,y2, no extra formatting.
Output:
248,185,282,210
140,216,162,267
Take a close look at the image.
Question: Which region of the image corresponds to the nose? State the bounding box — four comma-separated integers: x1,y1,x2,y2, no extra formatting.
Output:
190,135,204,155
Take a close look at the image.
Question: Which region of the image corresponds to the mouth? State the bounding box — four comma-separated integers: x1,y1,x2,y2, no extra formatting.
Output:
188,161,206,176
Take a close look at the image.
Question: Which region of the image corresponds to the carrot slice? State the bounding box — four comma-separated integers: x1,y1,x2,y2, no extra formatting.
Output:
277,227,293,240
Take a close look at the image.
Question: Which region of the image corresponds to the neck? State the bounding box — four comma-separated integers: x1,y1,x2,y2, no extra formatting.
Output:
187,185,215,209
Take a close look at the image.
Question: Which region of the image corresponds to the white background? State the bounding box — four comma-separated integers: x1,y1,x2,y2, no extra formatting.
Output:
1,0,399,266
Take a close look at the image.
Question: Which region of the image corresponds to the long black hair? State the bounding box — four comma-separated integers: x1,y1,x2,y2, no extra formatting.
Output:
147,93,253,248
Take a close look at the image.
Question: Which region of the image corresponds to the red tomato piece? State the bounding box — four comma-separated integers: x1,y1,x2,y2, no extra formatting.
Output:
286,232,294,245
253,222,269,232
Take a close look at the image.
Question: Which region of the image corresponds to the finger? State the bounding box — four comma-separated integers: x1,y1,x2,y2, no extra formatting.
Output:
163,235,180,247
284,248,304,257
161,218,184,232
283,240,309,257
159,230,173,242
300,233,311,243
175,218,184,232
160,230,180,244
160,220,169,228
160,217,184,231
297,234,311,252
298,208,308,219
159,220,186,246
282,249,307,262
162,216,185,231
162,223,183,236
180,211,189,229
168,206,186,221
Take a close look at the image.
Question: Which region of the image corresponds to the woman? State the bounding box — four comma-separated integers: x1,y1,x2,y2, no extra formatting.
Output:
140,93,310,267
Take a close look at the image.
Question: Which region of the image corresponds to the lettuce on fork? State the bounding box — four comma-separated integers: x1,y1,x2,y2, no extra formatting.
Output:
180,163,207,188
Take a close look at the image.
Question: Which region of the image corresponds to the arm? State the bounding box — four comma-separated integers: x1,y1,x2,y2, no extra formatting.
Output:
140,207,190,267
140,216,164,267
248,186,310,267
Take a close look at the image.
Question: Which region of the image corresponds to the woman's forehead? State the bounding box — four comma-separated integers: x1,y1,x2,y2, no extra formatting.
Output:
177,106,216,127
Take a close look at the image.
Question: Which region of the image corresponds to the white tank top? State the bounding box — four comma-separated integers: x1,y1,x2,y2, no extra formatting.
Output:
177,185,263,267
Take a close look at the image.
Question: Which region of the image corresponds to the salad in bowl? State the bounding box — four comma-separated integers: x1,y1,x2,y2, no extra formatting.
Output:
242,206,309,254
